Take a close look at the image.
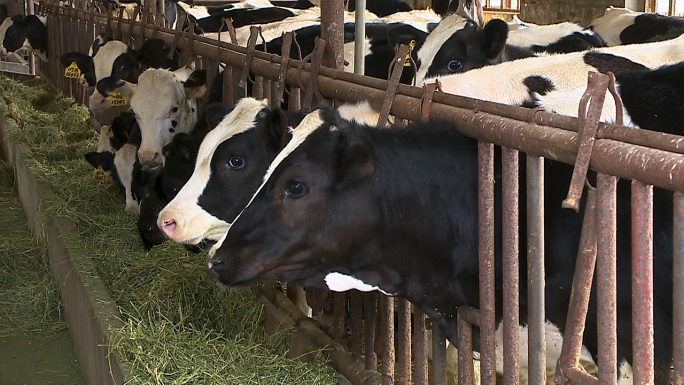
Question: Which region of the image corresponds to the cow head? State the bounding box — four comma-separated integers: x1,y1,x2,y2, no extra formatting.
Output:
206,107,378,287
1,15,48,61
388,13,508,84
129,66,207,169
88,40,130,110
157,98,298,244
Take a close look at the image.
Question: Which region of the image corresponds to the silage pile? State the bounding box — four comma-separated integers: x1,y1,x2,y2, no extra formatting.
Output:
0,75,336,384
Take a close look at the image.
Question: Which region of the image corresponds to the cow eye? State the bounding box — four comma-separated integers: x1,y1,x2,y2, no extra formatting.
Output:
170,187,179,197
285,180,306,198
447,60,462,72
171,106,179,114
228,156,245,169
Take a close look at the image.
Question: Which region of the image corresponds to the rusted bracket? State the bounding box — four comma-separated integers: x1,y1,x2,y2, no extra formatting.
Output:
239,26,261,91
296,36,334,110
167,12,186,60
115,6,124,40
275,32,294,106
555,185,599,385
376,44,410,128
137,6,148,47
420,80,441,122
180,22,196,68
562,71,611,212
151,12,165,38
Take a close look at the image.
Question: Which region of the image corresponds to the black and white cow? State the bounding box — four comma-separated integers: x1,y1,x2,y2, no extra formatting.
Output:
425,32,684,112
346,0,412,17
0,14,47,61
60,38,178,110
156,98,381,244
191,6,296,33
530,59,684,134
128,66,207,169
388,12,604,85
206,106,674,384
590,7,684,46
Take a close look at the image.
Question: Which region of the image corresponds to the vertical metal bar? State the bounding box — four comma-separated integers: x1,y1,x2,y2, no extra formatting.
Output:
556,187,599,384
632,181,654,384
223,66,234,107
381,296,395,385
263,78,272,106
27,0,35,75
365,293,378,371
396,298,411,385
673,191,684,384
527,154,546,385
288,88,301,112
502,146,520,385
333,292,346,343
354,0,366,75
350,291,363,357
597,173,617,385
479,141,496,385
457,308,476,385
432,322,447,385
413,309,428,385
320,0,345,69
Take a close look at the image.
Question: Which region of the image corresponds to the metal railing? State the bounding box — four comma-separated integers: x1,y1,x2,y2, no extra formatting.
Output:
19,0,684,384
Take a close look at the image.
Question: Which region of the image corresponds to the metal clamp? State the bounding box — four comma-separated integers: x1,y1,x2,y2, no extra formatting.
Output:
376,44,410,127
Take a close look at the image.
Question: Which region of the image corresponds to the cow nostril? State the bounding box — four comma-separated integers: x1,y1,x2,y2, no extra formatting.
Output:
160,219,176,238
208,257,226,276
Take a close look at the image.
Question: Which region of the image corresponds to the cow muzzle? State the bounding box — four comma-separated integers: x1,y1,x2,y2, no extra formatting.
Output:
88,92,110,111
138,151,163,169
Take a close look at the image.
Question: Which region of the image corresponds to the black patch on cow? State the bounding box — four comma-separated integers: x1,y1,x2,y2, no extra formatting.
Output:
60,51,95,85
84,150,114,171
110,111,138,149
347,0,412,17
583,52,649,75
206,3,234,15
171,120,178,128
619,13,684,45
615,60,684,135
531,31,606,54
195,7,294,33
96,76,125,98
183,69,207,89
191,107,195,112
206,103,232,129
3,15,47,55
523,75,556,96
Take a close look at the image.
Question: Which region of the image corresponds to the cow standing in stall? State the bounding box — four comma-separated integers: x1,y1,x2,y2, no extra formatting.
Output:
206,106,674,384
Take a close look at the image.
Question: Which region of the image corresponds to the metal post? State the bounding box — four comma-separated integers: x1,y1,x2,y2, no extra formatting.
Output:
597,174,617,385
673,192,684,383
320,0,344,69
27,0,35,76
479,141,496,385
527,154,546,385
502,146,520,385
354,0,366,75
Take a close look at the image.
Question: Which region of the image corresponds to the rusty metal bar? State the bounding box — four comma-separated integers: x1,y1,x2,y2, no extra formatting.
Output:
413,309,428,385
675,192,684,384
380,296,394,385
365,293,378,371
527,154,545,385
432,322,447,385
502,146,520,385
479,141,496,385
350,291,363,357
396,298,411,385
556,186,598,385
259,282,382,385
632,181,655,384
320,0,344,69
333,292,346,343
597,173,617,385
458,306,479,385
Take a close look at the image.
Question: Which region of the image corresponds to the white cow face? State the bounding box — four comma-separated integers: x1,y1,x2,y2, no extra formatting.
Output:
88,40,128,110
129,67,207,169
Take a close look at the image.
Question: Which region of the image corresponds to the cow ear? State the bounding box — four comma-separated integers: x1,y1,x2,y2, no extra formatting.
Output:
205,103,232,129
84,151,114,170
482,19,508,61
265,108,292,151
335,126,374,186
387,24,428,50
183,69,207,99
60,52,92,72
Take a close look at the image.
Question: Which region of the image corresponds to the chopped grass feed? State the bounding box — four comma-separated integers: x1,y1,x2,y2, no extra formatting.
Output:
0,75,336,384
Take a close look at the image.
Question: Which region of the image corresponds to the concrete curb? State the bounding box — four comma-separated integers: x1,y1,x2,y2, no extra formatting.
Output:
0,97,128,385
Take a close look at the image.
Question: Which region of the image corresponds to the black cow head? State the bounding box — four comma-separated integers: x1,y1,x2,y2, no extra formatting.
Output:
3,15,47,61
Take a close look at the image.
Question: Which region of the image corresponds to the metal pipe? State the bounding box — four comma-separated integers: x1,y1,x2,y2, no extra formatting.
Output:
354,0,366,75
380,296,395,385
597,174,617,385
631,181,655,384
364,293,378,371
432,322,447,385
396,298,411,385
673,192,684,383
502,146,520,385
479,141,496,385
457,306,478,385
527,154,545,385
350,291,363,357
413,309,428,385
320,0,344,69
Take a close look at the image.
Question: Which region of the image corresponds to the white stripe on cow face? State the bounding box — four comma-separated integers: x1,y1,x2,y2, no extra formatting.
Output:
415,13,468,84
130,68,197,169
209,109,326,257
158,98,269,244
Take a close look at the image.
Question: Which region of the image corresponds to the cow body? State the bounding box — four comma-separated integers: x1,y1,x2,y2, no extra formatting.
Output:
427,33,684,108
346,0,412,17
0,15,47,61
590,7,684,46
207,108,674,383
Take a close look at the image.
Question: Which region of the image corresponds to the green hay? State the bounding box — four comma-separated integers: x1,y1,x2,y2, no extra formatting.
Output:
0,75,336,384
0,161,66,337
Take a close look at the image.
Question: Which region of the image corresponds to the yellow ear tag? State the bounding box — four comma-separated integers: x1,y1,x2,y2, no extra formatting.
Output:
404,40,416,67
110,90,128,107
64,61,81,78
93,166,108,182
